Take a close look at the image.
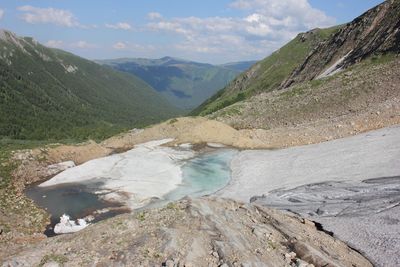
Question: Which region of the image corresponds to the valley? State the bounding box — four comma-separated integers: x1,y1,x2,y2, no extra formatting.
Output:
98,57,255,110
1,0,399,266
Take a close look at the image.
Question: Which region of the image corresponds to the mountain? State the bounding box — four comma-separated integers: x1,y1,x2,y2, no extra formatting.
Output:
192,0,400,118
191,26,342,116
219,60,258,72
0,30,179,140
193,0,400,134
282,0,400,87
97,57,243,110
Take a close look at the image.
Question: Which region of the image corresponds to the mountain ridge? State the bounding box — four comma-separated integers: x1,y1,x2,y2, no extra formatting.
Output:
0,29,179,140
191,26,342,116
282,0,400,87
193,0,399,116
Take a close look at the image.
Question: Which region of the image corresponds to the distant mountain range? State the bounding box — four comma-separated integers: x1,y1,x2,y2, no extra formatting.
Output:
0,30,179,140
97,57,257,110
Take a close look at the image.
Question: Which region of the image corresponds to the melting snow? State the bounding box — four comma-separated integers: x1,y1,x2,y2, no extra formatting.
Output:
54,214,90,234
39,139,195,209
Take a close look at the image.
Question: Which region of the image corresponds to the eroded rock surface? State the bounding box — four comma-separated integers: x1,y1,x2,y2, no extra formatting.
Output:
252,177,400,267
2,198,371,267
283,0,400,86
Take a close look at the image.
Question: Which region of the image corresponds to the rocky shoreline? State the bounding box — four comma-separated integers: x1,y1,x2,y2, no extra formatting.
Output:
2,197,372,267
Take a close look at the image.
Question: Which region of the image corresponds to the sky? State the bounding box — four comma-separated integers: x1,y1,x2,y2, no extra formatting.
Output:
0,0,385,64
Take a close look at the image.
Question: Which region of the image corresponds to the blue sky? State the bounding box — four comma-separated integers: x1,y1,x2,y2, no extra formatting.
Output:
0,0,384,64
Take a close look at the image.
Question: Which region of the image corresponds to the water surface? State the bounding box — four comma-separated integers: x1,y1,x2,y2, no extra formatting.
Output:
26,148,237,235
166,148,237,201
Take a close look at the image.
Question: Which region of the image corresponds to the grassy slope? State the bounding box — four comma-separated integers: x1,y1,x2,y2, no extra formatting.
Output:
0,140,49,241
191,26,342,116
0,34,180,141
209,53,399,129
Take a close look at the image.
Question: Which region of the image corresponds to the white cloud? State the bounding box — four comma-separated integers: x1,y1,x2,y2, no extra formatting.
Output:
71,41,96,49
147,12,162,20
17,5,80,27
230,0,335,29
105,22,132,30
45,40,64,48
112,42,127,50
147,0,335,61
0,9,4,20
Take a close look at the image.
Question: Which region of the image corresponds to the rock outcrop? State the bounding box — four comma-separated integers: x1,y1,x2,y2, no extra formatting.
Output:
2,197,372,267
283,0,400,87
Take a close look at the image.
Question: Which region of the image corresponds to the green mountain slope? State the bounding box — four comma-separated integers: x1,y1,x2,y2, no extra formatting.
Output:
209,54,399,130
97,57,241,110
196,0,400,136
191,26,342,116
0,30,179,140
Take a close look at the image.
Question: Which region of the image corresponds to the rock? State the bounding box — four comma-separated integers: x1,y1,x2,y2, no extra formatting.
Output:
295,259,312,267
282,0,400,86
42,262,61,267
164,259,175,267
3,198,372,267
46,161,76,176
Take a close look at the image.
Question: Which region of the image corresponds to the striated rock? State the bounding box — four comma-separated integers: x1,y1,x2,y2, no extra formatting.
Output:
283,0,400,87
2,197,372,267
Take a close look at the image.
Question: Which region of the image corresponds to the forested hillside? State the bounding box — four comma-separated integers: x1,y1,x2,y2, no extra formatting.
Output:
0,30,179,140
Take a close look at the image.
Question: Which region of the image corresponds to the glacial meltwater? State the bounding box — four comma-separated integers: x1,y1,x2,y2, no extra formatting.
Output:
25,148,237,235
25,183,128,236
165,149,237,201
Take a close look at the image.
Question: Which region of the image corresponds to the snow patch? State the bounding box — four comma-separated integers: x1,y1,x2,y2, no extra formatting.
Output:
54,214,90,234
179,143,192,149
219,125,400,202
207,143,226,148
39,139,195,209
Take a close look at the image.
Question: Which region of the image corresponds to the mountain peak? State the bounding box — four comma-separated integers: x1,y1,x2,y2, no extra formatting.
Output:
282,0,400,87
160,56,174,61
0,28,17,42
